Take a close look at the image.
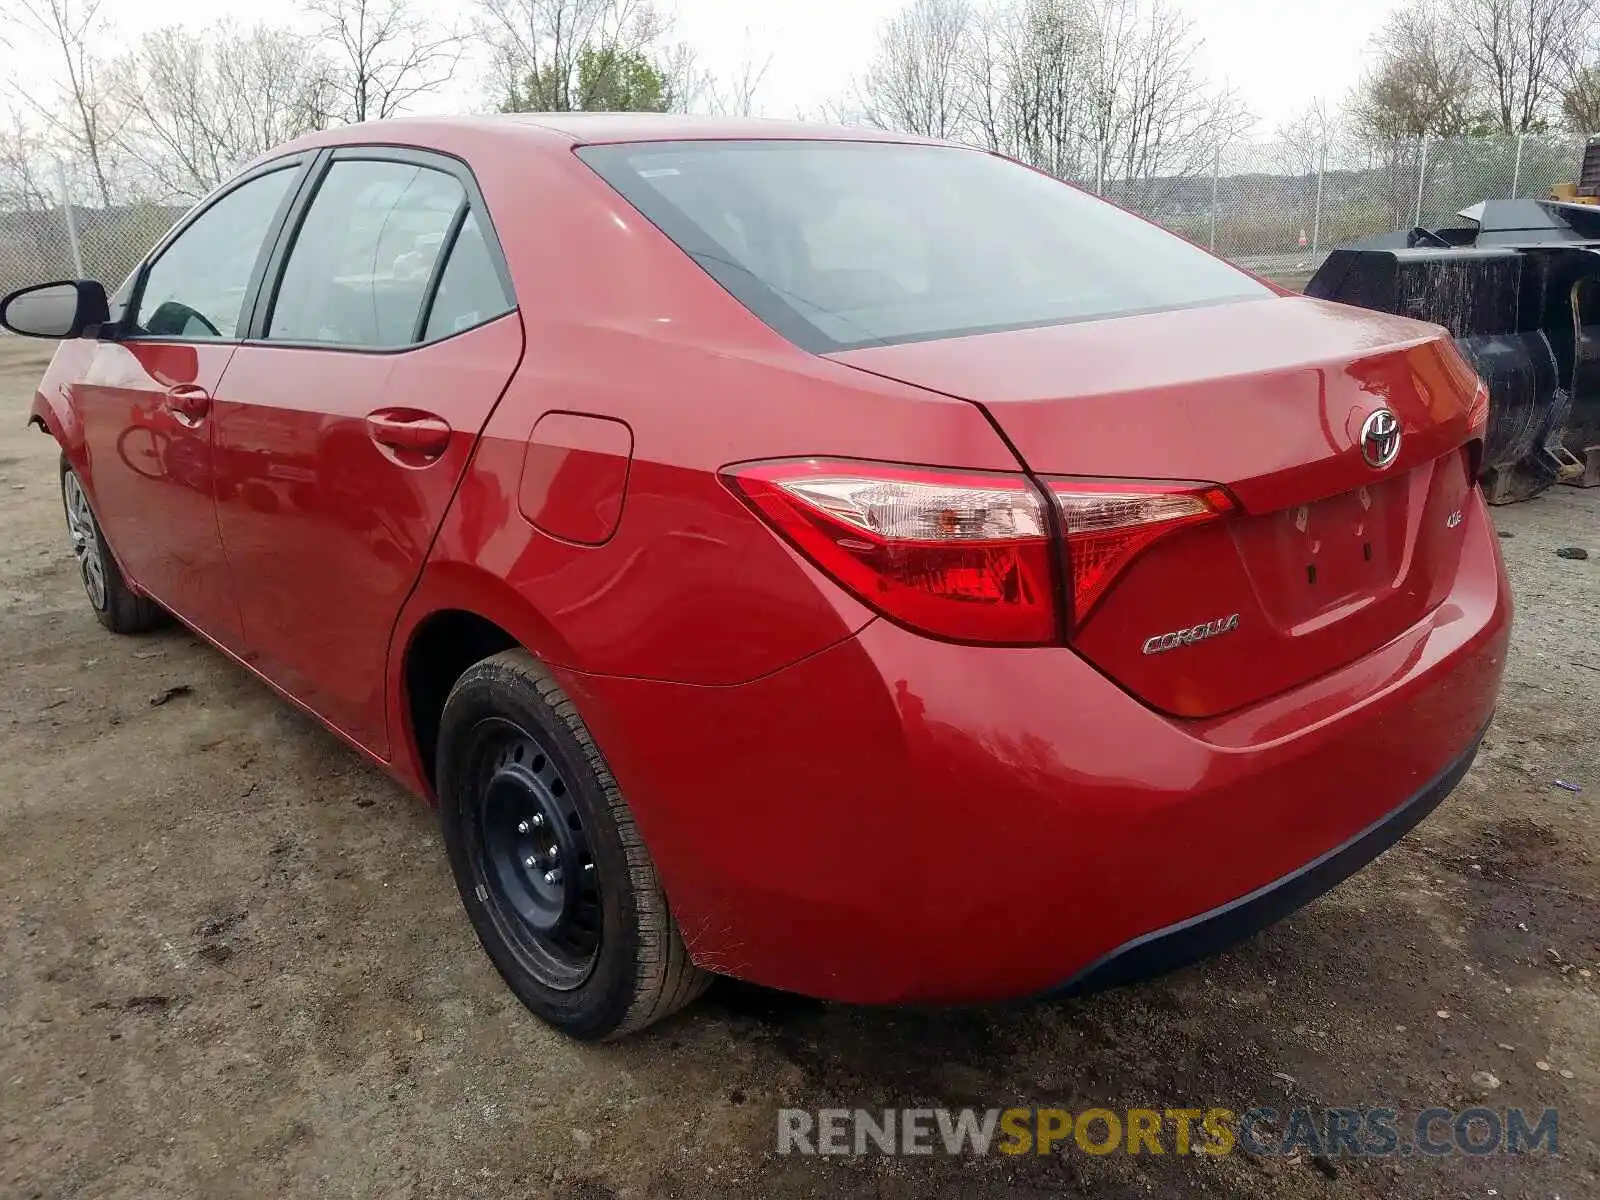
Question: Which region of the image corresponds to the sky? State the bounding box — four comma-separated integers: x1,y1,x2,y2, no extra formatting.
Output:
666,0,1405,132
4,0,1405,139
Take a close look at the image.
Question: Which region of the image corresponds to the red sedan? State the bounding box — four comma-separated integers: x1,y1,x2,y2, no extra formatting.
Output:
4,116,1510,1039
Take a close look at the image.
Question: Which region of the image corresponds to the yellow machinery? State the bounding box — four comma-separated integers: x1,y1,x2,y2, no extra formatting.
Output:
1550,136,1600,204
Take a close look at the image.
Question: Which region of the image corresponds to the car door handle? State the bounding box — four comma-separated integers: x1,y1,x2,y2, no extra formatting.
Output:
366,409,453,458
164,384,211,422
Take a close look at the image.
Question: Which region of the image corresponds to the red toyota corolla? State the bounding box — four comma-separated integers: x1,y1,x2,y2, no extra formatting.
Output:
5,115,1510,1039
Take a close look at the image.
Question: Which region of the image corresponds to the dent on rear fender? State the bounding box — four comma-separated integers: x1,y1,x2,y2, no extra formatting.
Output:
415,427,877,688
394,560,584,676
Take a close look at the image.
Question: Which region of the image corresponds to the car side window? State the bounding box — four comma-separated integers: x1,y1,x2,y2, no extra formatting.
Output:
132,167,296,340
423,212,513,340
269,159,465,348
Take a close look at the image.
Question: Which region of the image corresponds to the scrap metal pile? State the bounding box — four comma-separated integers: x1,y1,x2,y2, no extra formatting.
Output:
1308,143,1600,505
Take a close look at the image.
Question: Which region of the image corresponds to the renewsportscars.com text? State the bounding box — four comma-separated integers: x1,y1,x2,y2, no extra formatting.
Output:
776,1106,1558,1158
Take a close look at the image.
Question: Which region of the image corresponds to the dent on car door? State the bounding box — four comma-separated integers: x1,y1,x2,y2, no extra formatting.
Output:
74,164,301,645
210,152,522,755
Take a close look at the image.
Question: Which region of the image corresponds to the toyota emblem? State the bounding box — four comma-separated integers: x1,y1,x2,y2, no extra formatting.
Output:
1359,408,1401,468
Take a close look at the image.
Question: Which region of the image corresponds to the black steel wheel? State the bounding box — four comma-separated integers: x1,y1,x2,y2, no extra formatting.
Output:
463,717,603,989
437,650,708,1039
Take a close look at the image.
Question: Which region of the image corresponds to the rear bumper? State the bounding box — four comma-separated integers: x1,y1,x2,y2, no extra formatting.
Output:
1051,726,1485,997
553,490,1511,1004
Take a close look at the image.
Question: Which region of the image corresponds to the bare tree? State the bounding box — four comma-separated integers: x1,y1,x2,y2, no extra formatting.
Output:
1559,21,1600,128
1074,0,1134,180
1348,2,1486,138
1275,98,1337,177
967,0,1247,192
658,42,710,113
998,0,1101,176
308,0,463,124
1454,0,1595,131
477,0,666,111
857,0,974,137
1563,57,1600,127
850,0,1246,194
957,3,1009,150
1087,0,1252,198
0,110,54,211
112,23,333,200
14,0,119,205
706,33,773,117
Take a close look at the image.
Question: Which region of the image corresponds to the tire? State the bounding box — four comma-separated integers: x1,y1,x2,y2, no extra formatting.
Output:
60,459,163,634
436,649,709,1039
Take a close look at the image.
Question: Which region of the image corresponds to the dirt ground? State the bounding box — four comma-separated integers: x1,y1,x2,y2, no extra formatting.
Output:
0,335,1595,1200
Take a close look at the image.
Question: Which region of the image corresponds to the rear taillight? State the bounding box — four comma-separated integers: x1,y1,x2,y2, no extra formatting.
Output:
1466,378,1490,481
1467,379,1491,435
722,459,1057,644
725,459,1235,641
1047,481,1235,624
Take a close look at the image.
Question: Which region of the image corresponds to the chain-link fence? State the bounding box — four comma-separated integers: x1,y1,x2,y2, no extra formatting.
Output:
0,200,183,302
1097,131,1590,281
0,132,1592,303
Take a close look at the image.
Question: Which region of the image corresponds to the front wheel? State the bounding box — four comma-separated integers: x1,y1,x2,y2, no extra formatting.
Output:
437,650,708,1039
60,460,162,634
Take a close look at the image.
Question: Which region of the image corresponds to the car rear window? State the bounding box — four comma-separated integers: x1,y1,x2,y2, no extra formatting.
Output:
576,140,1270,352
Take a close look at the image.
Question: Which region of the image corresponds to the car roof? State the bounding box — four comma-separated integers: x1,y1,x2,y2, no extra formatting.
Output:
502,113,949,145
275,112,951,158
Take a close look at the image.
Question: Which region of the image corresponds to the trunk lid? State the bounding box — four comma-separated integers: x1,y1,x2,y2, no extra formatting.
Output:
829,296,1484,717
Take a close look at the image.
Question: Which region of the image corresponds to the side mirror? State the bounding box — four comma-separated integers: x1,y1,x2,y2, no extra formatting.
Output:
0,280,110,339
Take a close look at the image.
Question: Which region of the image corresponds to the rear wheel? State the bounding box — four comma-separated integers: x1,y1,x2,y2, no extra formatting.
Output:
60,460,162,634
437,650,708,1039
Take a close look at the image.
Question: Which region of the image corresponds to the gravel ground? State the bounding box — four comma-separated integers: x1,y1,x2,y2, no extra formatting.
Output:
0,336,1595,1199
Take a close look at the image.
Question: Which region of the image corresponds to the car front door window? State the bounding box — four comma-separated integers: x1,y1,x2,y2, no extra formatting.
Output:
132,167,297,340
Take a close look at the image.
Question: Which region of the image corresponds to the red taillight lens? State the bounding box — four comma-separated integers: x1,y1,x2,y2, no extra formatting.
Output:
1465,379,1490,481
1048,481,1235,624
723,459,1057,644
1467,379,1491,436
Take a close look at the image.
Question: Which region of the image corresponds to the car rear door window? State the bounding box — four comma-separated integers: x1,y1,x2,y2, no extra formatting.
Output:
268,160,465,348
132,167,297,340
422,212,513,340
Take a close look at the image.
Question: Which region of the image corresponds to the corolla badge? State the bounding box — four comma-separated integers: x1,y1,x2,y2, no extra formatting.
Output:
1141,613,1240,655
